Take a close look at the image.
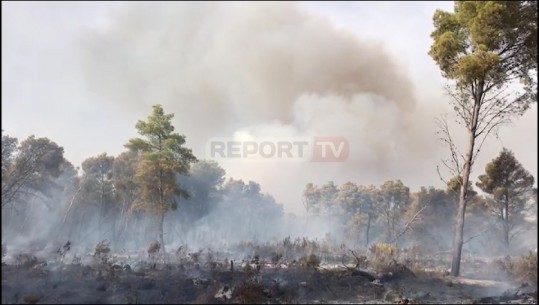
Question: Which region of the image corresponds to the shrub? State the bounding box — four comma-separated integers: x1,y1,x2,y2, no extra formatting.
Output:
496,251,538,284
94,240,111,264
271,252,283,265
369,243,399,272
299,253,320,269
147,241,160,255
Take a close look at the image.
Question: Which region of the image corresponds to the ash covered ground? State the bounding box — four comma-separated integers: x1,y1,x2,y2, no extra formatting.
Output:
2,240,536,304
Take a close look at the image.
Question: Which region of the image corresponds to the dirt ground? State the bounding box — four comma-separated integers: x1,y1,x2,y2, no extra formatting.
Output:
2,253,536,304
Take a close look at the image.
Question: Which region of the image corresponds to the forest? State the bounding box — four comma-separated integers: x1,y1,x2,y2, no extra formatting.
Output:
2,1,538,304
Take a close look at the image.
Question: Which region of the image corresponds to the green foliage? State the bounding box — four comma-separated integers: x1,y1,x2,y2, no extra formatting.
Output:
302,180,412,244
476,148,535,246
1,135,65,207
175,160,226,222
112,150,139,212
79,153,115,207
125,104,197,214
217,178,283,239
1,132,18,175
476,148,535,200
430,1,537,276
376,180,410,241
430,1,537,89
406,187,457,250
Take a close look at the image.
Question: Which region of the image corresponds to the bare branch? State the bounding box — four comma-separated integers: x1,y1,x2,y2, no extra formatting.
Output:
462,227,490,245
435,115,463,177
63,185,83,225
391,204,429,244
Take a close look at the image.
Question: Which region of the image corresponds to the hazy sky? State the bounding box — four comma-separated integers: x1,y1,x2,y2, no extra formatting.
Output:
2,1,537,214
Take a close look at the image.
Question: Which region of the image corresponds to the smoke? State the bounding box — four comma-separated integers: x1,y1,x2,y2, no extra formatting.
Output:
82,2,442,213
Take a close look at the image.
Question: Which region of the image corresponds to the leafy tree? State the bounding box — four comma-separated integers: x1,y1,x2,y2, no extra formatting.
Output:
125,104,197,253
407,186,457,250
429,1,537,276
303,183,322,220
476,148,535,249
211,178,282,242
56,161,81,240
1,131,18,177
338,182,377,246
79,153,115,239
175,160,226,233
337,182,361,215
1,135,65,208
376,180,410,243
357,184,378,246
317,181,341,218
112,150,140,244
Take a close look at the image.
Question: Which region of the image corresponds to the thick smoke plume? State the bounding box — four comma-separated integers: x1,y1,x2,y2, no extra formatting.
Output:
83,2,442,213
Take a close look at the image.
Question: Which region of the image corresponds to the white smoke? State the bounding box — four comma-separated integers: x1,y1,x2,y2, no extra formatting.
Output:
82,2,443,213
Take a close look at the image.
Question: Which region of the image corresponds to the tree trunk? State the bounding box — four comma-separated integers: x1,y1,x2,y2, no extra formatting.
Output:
159,212,166,256
451,160,470,276
365,213,371,247
450,84,482,276
503,200,510,249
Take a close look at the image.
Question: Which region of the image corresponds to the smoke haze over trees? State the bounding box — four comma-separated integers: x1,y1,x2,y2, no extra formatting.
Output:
1,104,536,258
1,5,537,301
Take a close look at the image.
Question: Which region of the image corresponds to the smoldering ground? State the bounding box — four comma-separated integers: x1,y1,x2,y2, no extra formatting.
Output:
2,2,537,304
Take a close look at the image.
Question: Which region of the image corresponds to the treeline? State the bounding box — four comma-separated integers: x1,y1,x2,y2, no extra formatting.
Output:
1,133,283,251
1,106,536,256
1,105,284,252
302,150,537,254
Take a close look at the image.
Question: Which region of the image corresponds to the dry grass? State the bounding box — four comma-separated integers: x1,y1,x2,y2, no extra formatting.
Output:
495,250,538,284
232,280,266,304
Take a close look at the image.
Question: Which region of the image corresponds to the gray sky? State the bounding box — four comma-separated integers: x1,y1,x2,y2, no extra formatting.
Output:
2,1,537,214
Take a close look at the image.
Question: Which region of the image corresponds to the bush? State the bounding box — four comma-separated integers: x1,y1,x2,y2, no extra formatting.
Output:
299,253,320,269
147,241,160,255
369,243,399,272
271,252,283,265
497,251,538,284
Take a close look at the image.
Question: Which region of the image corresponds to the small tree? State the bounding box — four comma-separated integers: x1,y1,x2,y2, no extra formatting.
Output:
476,148,535,249
125,104,197,254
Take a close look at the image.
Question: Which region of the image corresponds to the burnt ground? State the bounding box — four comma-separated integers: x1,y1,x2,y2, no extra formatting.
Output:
2,255,537,304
